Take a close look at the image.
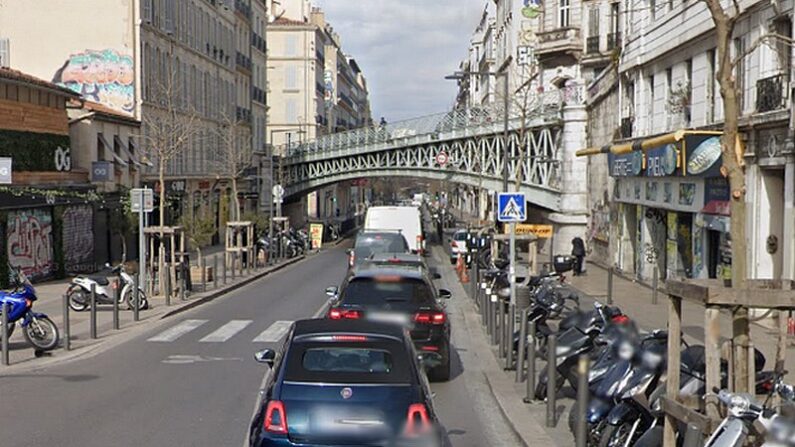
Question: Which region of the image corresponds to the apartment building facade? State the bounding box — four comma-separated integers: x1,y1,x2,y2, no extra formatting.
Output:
587,0,795,283
0,0,270,232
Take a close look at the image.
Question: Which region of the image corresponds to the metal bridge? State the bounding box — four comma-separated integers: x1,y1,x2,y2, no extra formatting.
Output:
279,87,584,212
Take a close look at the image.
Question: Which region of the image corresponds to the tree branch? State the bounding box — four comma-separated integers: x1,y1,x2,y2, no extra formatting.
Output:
731,32,795,68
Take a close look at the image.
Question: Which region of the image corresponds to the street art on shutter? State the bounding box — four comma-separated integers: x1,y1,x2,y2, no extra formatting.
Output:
62,206,94,273
7,209,54,281
53,49,135,114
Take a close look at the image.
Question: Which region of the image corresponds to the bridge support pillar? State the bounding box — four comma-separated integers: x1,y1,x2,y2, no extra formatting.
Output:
549,103,589,255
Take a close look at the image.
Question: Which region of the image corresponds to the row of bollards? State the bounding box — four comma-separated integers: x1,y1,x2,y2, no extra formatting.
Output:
472,266,590,445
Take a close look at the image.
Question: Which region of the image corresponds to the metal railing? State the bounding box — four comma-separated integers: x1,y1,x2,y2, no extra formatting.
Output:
607,32,622,51
279,88,576,157
756,73,788,113
586,36,600,55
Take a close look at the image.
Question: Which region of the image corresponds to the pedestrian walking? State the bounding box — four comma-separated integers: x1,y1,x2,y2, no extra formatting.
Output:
571,236,585,276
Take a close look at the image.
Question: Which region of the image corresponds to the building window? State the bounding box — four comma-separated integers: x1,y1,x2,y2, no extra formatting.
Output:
142,0,153,23
285,66,298,89
286,99,298,122
650,0,656,20
559,0,571,27
647,75,655,134
286,35,298,57
734,37,746,112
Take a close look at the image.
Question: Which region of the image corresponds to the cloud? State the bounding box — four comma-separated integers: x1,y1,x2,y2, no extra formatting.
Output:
312,0,487,121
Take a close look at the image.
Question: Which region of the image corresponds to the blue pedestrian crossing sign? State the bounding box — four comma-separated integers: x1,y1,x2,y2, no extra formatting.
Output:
497,193,526,222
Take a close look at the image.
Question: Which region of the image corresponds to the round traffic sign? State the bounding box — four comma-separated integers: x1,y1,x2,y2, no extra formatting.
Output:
272,184,284,198
436,151,448,166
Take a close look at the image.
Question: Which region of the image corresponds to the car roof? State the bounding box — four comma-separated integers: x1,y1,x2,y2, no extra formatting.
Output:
349,263,427,280
292,318,406,339
367,252,423,263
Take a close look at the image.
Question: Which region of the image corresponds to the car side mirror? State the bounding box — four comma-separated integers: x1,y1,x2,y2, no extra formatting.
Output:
417,352,442,371
325,286,338,297
254,349,276,367
438,289,452,299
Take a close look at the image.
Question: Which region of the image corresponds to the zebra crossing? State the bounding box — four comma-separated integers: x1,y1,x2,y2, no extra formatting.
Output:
147,319,294,344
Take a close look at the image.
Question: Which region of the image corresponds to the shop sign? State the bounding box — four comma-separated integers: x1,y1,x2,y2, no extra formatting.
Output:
685,136,722,176
309,223,324,249
608,151,643,177
504,223,553,238
91,161,113,182
702,177,730,215
645,144,679,177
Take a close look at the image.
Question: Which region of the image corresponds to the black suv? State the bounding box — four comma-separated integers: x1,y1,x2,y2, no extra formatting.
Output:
325,265,452,381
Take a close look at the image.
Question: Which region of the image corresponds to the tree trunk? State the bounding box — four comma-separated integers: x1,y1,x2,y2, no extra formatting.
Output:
232,178,240,221
120,232,127,262
158,163,166,298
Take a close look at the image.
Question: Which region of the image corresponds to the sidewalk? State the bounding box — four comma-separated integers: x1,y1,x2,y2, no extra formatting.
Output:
0,255,308,373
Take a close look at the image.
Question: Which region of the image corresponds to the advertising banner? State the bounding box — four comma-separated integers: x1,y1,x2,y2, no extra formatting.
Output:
309,223,324,250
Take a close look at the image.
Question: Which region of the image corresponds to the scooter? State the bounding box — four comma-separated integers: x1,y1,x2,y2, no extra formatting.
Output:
67,263,148,312
0,266,60,351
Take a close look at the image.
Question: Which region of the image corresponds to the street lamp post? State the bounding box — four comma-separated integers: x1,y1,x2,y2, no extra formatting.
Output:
267,128,306,264
446,69,517,311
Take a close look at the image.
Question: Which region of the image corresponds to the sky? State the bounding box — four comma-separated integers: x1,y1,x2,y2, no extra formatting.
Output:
313,0,489,122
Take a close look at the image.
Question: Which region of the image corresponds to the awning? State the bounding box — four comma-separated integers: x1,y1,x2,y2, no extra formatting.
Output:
128,139,154,167
576,130,723,157
696,213,730,233
98,134,128,167
114,135,143,167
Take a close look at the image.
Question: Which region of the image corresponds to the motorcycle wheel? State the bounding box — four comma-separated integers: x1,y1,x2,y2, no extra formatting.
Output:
68,289,90,312
599,422,635,447
123,288,149,310
23,315,60,351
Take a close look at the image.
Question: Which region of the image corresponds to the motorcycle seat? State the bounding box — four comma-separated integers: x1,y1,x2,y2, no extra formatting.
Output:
80,276,110,286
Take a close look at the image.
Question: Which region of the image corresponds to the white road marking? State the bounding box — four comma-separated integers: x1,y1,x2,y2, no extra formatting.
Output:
147,319,208,342
199,320,253,343
252,320,293,343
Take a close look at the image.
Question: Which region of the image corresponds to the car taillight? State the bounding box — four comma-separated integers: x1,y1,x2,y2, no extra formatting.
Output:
404,403,431,435
414,312,445,325
450,240,458,248
332,335,368,342
328,309,362,320
611,314,630,324
264,400,288,434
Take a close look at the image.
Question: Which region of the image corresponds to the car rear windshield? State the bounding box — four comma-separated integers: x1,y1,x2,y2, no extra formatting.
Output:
284,341,412,383
355,233,409,254
341,277,435,309
453,232,467,241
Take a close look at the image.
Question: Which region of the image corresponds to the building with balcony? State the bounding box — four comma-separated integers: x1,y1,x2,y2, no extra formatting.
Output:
582,0,794,284
0,0,270,231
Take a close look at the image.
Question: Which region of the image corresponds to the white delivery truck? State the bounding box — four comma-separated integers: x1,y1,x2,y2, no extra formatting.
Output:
364,206,425,254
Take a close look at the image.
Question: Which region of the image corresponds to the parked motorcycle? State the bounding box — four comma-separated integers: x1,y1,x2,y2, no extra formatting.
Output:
67,263,148,312
0,266,60,351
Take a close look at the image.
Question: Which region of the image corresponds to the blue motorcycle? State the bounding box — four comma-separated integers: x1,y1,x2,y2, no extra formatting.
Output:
0,266,60,351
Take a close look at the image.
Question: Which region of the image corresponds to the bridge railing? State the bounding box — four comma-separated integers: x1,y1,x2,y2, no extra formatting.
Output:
281,88,580,158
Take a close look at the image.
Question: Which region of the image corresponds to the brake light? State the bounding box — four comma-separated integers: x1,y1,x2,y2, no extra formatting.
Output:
264,400,288,434
414,312,446,325
24,299,32,308
421,346,439,351
328,309,362,320
332,335,368,342
404,403,431,435
388,258,402,264
611,315,630,324
450,240,458,248
762,380,774,392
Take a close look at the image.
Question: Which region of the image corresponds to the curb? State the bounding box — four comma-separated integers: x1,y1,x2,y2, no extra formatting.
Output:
160,256,306,319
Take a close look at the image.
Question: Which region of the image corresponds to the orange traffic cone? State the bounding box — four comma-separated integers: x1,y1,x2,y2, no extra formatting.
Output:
455,253,464,275
460,264,470,284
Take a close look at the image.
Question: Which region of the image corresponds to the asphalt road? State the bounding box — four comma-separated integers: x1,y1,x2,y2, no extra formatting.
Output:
0,242,519,447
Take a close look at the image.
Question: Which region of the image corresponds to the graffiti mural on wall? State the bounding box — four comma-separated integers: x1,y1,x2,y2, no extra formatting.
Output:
53,49,134,114
589,201,610,243
7,209,54,281
62,206,94,273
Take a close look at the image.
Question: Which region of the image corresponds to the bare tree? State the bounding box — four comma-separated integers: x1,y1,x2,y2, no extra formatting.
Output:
213,113,253,222
703,0,793,287
140,67,201,232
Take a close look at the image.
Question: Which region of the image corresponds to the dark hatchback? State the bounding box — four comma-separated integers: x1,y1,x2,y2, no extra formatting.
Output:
247,319,442,447
347,231,411,270
325,266,452,381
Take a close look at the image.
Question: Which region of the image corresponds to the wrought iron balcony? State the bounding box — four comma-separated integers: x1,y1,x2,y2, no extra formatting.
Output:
586,36,600,55
607,32,621,51
620,117,633,139
756,74,788,113
234,0,252,19
235,51,252,71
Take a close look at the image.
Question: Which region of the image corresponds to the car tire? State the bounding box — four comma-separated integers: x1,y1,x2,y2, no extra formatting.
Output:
429,355,451,382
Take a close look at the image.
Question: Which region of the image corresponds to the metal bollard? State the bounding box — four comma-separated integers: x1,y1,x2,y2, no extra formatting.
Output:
546,334,557,427
201,256,207,292
213,254,218,289
239,251,244,277
62,293,70,351
505,304,515,369
112,279,120,331
90,283,97,339
165,270,172,306
247,249,252,276
1,302,9,365
516,307,529,382
682,423,703,447
231,253,237,280
652,266,659,305
133,276,140,322
180,266,186,301
486,295,494,339
575,355,589,447
524,320,536,403
607,267,614,305
222,255,228,285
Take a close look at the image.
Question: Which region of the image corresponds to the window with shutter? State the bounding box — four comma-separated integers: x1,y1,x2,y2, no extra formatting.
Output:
165,0,175,34
142,0,153,23
286,99,297,122
286,36,298,57
285,66,298,89
0,38,9,68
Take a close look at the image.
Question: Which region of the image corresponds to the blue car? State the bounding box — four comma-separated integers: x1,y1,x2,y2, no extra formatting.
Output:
247,319,443,447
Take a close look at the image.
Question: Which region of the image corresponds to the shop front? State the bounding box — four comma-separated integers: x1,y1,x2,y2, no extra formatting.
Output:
608,131,728,281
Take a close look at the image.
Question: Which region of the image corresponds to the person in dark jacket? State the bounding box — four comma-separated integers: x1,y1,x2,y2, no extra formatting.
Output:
571,236,585,276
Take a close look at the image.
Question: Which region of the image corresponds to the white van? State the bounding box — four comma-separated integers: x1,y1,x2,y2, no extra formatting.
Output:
364,206,424,253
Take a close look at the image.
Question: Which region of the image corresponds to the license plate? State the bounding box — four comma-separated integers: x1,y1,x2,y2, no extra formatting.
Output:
367,311,410,325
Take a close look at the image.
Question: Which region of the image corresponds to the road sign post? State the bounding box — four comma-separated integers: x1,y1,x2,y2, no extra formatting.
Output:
497,192,526,310
131,187,153,301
